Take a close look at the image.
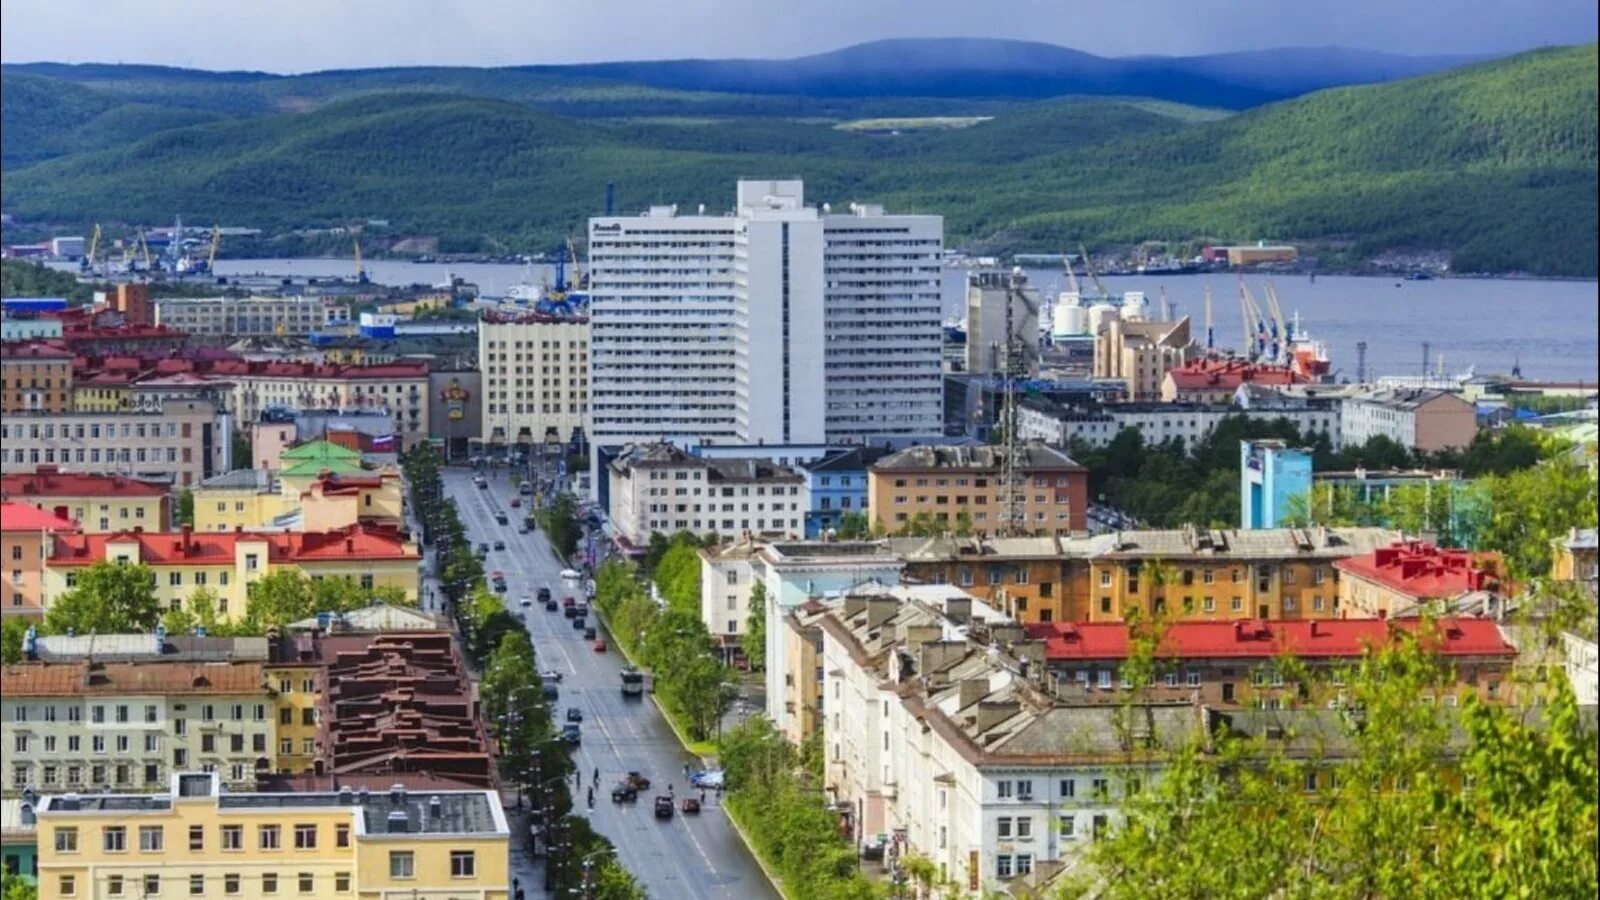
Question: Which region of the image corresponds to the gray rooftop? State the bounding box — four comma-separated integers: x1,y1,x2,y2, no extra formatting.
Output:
32,634,269,663
874,442,1084,472
704,457,803,483
1568,528,1598,551
198,468,276,491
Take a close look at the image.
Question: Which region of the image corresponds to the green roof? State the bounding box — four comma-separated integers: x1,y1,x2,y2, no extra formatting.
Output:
280,458,366,477
280,440,361,461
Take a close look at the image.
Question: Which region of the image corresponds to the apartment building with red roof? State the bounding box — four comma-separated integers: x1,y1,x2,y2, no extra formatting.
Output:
0,502,76,618
1334,540,1504,618
1,466,171,532
1160,357,1307,404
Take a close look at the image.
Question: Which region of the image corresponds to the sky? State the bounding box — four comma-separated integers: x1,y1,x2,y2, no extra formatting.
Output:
2,0,1595,73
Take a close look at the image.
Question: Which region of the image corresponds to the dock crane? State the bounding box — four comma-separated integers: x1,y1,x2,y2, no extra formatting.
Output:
1078,243,1110,300
353,236,369,284
1263,281,1292,348
566,235,586,290
1060,249,1082,298
207,226,222,272
81,224,102,273
1238,279,1269,361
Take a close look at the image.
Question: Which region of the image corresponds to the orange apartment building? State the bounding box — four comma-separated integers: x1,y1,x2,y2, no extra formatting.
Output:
893,525,1400,625
868,442,1088,535
1,341,74,413
0,502,76,619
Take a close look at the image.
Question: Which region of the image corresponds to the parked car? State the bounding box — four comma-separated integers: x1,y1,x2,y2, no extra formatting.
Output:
493,540,506,551
560,723,581,745
565,707,583,723
623,772,651,791
571,616,586,630
653,796,674,819
476,543,489,555
518,596,533,608
536,587,552,602
539,669,563,684
560,568,582,580
611,783,638,804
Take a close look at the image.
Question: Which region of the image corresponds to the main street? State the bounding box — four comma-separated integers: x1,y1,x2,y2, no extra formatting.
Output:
443,467,780,900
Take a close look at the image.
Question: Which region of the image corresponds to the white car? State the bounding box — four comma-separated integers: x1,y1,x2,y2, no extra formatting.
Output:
540,669,564,684
559,568,582,581
518,596,533,607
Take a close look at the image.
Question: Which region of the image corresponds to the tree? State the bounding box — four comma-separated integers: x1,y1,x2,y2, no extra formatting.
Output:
836,511,871,539
0,870,39,900
1,617,31,664
242,570,316,632
653,538,702,615
43,562,160,634
1059,629,1600,900
538,493,582,560
744,581,768,671
176,488,195,528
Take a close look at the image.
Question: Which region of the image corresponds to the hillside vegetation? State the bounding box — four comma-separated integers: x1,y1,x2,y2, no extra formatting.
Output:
2,43,1595,274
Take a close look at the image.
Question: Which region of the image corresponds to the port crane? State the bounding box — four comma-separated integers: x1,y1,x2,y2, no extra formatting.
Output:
1078,243,1111,301
353,236,369,284
81,224,102,273
1060,249,1082,297
207,227,221,272
1238,279,1270,361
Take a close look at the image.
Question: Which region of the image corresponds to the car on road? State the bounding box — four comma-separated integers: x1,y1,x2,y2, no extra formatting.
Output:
573,602,589,617
544,599,559,612
495,512,509,525
476,543,489,556
492,580,507,593
565,707,583,723
542,684,559,701
689,769,725,790
680,797,701,814
518,524,530,534
539,669,563,683
593,638,607,653
611,783,638,804
510,498,522,508
654,796,674,819
560,568,582,580
493,540,506,551
583,626,597,640
562,595,576,609
537,587,551,602
571,616,586,630
473,476,488,489
518,596,533,607
560,723,581,745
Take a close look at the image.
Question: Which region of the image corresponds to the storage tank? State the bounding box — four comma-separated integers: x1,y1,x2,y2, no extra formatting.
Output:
1122,291,1148,321
1052,292,1086,338
1085,303,1120,336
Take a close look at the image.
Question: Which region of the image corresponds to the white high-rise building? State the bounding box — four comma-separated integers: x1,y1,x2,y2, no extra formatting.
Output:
587,179,945,498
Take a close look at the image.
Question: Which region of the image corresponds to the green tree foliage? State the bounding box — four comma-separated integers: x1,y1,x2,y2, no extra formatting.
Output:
537,492,582,560
0,617,30,664
653,534,703,615
1059,630,1600,900
176,488,194,528
836,511,871,539
744,581,768,672
0,870,39,900
720,717,886,900
43,562,160,634
163,585,225,636
5,44,1595,274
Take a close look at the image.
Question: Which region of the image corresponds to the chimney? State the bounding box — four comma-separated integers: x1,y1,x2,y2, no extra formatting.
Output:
427,795,442,827
866,596,898,630
919,641,969,677
957,678,989,710
989,623,1025,646
1309,620,1320,637
975,700,1021,733
339,785,354,805
389,784,406,807
844,596,868,620
944,596,973,624
902,624,942,649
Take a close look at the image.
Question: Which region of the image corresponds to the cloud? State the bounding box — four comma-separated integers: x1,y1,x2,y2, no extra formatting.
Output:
2,0,1594,73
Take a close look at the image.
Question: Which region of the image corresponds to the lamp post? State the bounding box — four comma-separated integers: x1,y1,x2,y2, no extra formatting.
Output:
577,847,618,900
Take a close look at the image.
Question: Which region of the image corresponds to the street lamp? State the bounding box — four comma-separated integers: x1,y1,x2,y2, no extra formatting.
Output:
575,847,619,900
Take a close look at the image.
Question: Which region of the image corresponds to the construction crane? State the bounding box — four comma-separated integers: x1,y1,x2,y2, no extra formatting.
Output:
997,268,1039,537
1262,281,1291,353
207,226,222,272
1078,243,1110,300
353,236,368,284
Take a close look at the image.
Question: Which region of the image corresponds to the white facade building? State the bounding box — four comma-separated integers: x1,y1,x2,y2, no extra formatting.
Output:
606,443,806,545
1018,399,1343,452
587,179,943,453
477,313,589,447
153,295,340,337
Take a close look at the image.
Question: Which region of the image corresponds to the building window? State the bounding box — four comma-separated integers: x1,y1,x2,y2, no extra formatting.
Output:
190,824,204,850
260,825,281,849
60,876,76,897
997,817,1012,838
335,872,351,892
294,824,317,849
191,874,206,895
104,826,127,852
996,780,1013,799
55,827,78,852
336,824,350,848
262,873,277,894
225,874,241,894
450,850,476,878
222,825,243,850
390,851,415,879
997,855,1014,878
139,825,164,852
107,875,125,896
298,873,314,893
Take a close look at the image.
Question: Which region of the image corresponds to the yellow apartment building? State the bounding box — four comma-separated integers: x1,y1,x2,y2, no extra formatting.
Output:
893,535,1092,624
192,470,292,532
33,772,510,900
1087,527,1400,622
193,468,403,533
43,526,422,623
0,468,171,534
867,443,1090,535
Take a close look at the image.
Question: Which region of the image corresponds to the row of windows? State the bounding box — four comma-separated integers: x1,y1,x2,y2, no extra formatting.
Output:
56,870,352,897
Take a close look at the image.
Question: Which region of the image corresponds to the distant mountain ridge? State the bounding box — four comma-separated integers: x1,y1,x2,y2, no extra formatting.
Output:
4,37,1489,110
1,42,1594,276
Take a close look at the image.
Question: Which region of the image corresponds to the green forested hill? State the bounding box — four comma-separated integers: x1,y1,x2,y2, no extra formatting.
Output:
2,43,1595,274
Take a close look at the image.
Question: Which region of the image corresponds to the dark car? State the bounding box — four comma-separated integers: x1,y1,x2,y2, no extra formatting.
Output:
571,616,586,630
493,540,506,551
680,797,701,814
562,606,578,619
542,684,559,701
560,723,581,745
476,543,489,555
611,783,638,804
495,513,509,526
623,772,651,790
565,707,583,723
536,587,551,602
653,795,674,819
573,603,589,617
544,599,559,612
583,626,597,640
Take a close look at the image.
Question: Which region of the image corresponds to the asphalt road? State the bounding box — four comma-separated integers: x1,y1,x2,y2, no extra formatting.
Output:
445,468,779,900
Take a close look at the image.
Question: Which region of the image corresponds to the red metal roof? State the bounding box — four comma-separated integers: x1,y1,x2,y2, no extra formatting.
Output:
1023,616,1515,662
2,467,168,499
0,340,75,360
48,523,418,567
72,354,427,383
0,501,78,532
1334,540,1501,601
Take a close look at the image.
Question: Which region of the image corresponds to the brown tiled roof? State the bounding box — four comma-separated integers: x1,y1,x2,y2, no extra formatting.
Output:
1,661,266,696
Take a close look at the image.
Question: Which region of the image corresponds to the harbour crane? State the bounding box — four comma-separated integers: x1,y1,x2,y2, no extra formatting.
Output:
566,235,586,290
1078,243,1110,300
1263,281,1292,349
1238,279,1269,361
1060,249,1082,297
353,236,369,284
207,226,222,272
81,224,102,273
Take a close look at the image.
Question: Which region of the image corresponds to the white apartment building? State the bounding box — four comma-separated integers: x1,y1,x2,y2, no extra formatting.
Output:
818,596,1201,894
477,312,589,447
1018,399,1343,453
0,400,232,487
586,178,944,453
606,442,806,545
153,295,342,337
